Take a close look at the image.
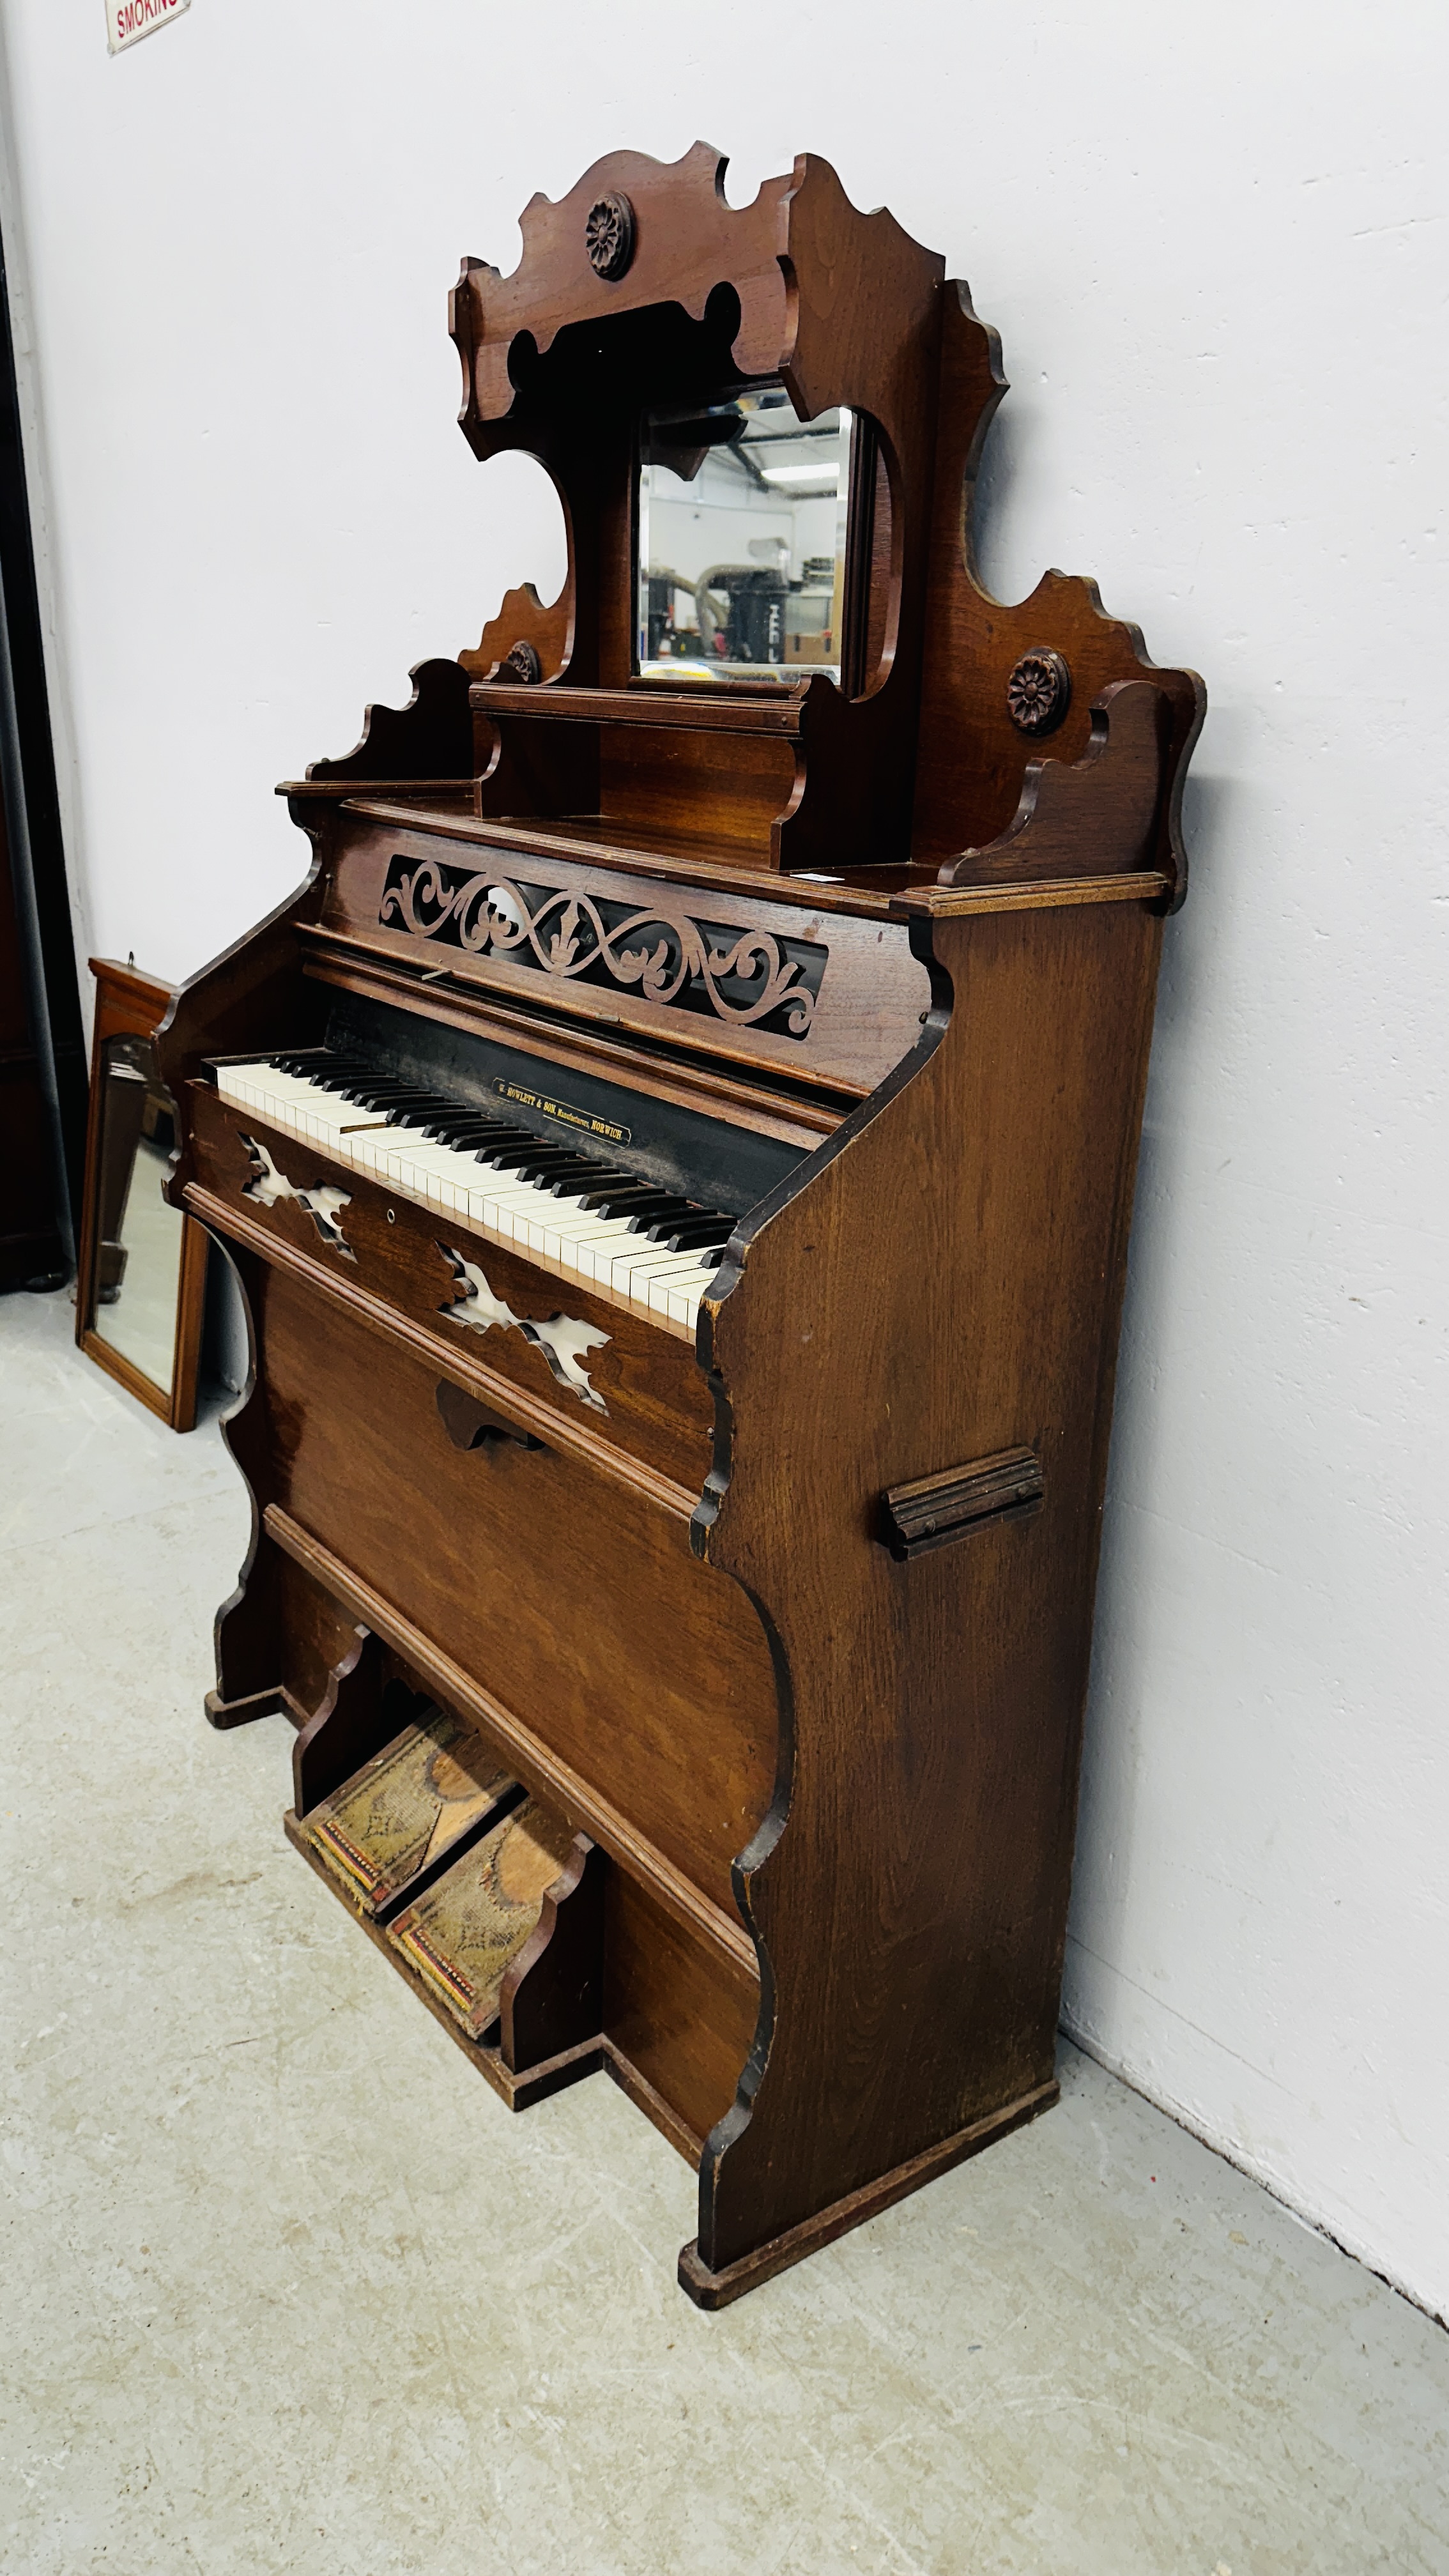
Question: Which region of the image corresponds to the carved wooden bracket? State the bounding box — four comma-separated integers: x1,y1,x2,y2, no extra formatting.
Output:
460,582,572,687
500,1832,607,2076
292,1624,388,1816
935,681,1171,894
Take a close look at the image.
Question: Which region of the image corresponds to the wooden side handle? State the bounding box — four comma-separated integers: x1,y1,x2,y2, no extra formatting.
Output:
880,1447,1044,1561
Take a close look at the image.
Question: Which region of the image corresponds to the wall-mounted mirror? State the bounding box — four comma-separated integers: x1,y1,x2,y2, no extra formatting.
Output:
638,387,857,684
75,959,209,1431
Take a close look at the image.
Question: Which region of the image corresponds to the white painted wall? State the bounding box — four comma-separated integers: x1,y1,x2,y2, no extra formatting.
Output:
3,0,1445,2319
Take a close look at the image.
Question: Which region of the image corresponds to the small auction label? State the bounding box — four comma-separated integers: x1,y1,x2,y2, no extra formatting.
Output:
108,0,190,54
492,1077,631,1147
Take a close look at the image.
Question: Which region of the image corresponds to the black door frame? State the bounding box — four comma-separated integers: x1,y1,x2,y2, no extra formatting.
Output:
0,195,86,1276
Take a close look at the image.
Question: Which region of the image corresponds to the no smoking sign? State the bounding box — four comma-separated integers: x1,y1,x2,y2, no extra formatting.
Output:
107,0,190,53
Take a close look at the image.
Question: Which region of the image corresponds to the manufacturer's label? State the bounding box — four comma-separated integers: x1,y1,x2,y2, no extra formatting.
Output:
492,1078,632,1147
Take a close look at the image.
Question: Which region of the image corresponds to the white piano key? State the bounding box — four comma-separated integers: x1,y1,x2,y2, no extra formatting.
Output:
467,1176,581,1240
609,1245,707,1299
522,1203,632,1261
554,1229,650,1282
571,1225,679,1287
650,1263,717,1322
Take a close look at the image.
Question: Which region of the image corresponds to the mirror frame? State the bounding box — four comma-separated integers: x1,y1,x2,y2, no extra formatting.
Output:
75,955,209,1432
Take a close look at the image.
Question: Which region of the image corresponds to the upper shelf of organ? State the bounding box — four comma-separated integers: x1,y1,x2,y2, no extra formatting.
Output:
289,143,1201,900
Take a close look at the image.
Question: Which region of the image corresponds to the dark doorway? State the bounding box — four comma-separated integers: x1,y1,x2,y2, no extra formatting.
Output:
0,198,85,1289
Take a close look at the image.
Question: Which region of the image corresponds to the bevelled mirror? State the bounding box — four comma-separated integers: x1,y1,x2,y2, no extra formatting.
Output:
637,385,892,691
76,959,210,1431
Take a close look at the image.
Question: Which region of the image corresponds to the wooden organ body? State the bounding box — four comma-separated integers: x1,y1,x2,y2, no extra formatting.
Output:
159,146,1203,2305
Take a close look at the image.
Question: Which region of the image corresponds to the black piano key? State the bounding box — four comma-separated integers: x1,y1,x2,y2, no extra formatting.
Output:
544,1167,632,1200
477,1138,587,1173
417,1113,517,1144
450,1124,544,1151
574,1186,681,1219
512,1152,609,1183
339,1084,442,1110
520,1159,609,1189
388,1098,463,1128
646,1215,735,1251
314,1075,397,1098
620,1196,697,1229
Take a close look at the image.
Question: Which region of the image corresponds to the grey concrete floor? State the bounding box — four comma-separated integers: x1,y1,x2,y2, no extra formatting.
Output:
2,1284,1446,2576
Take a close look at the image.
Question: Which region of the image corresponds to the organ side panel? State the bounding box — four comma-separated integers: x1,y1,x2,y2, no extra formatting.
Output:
684,893,1165,2297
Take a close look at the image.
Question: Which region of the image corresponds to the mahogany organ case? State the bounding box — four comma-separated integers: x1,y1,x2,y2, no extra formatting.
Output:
160,145,1204,2306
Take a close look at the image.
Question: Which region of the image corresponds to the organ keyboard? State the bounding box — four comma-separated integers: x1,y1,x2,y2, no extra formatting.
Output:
159,144,1203,2307
215,1047,737,1334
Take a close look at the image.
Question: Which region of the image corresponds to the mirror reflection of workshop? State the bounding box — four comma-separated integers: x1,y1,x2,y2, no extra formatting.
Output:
638,393,851,680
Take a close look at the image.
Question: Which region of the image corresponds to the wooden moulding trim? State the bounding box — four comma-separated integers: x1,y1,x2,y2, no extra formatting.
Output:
295,935,842,1142
183,1184,700,1525
343,801,908,915
891,871,1172,919
473,684,808,739
328,801,1173,924
86,955,173,1019
283,779,473,802
266,1502,758,1981
677,2078,1060,2310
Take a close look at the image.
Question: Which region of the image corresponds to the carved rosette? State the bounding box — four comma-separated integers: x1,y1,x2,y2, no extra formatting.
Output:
1006,650,1071,737
584,192,634,281
500,640,542,684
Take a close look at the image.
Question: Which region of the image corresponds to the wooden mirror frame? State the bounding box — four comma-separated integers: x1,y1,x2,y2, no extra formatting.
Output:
75,956,210,1431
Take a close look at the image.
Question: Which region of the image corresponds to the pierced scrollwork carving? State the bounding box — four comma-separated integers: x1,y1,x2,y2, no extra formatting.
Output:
584,191,634,281
1006,649,1071,737
438,1245,611,1413
380,856,824,1039
240,1135,354,1257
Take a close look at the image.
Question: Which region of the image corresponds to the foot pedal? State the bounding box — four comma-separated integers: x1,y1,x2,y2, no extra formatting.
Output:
388,1799,577,2043
300,1705,516,1920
